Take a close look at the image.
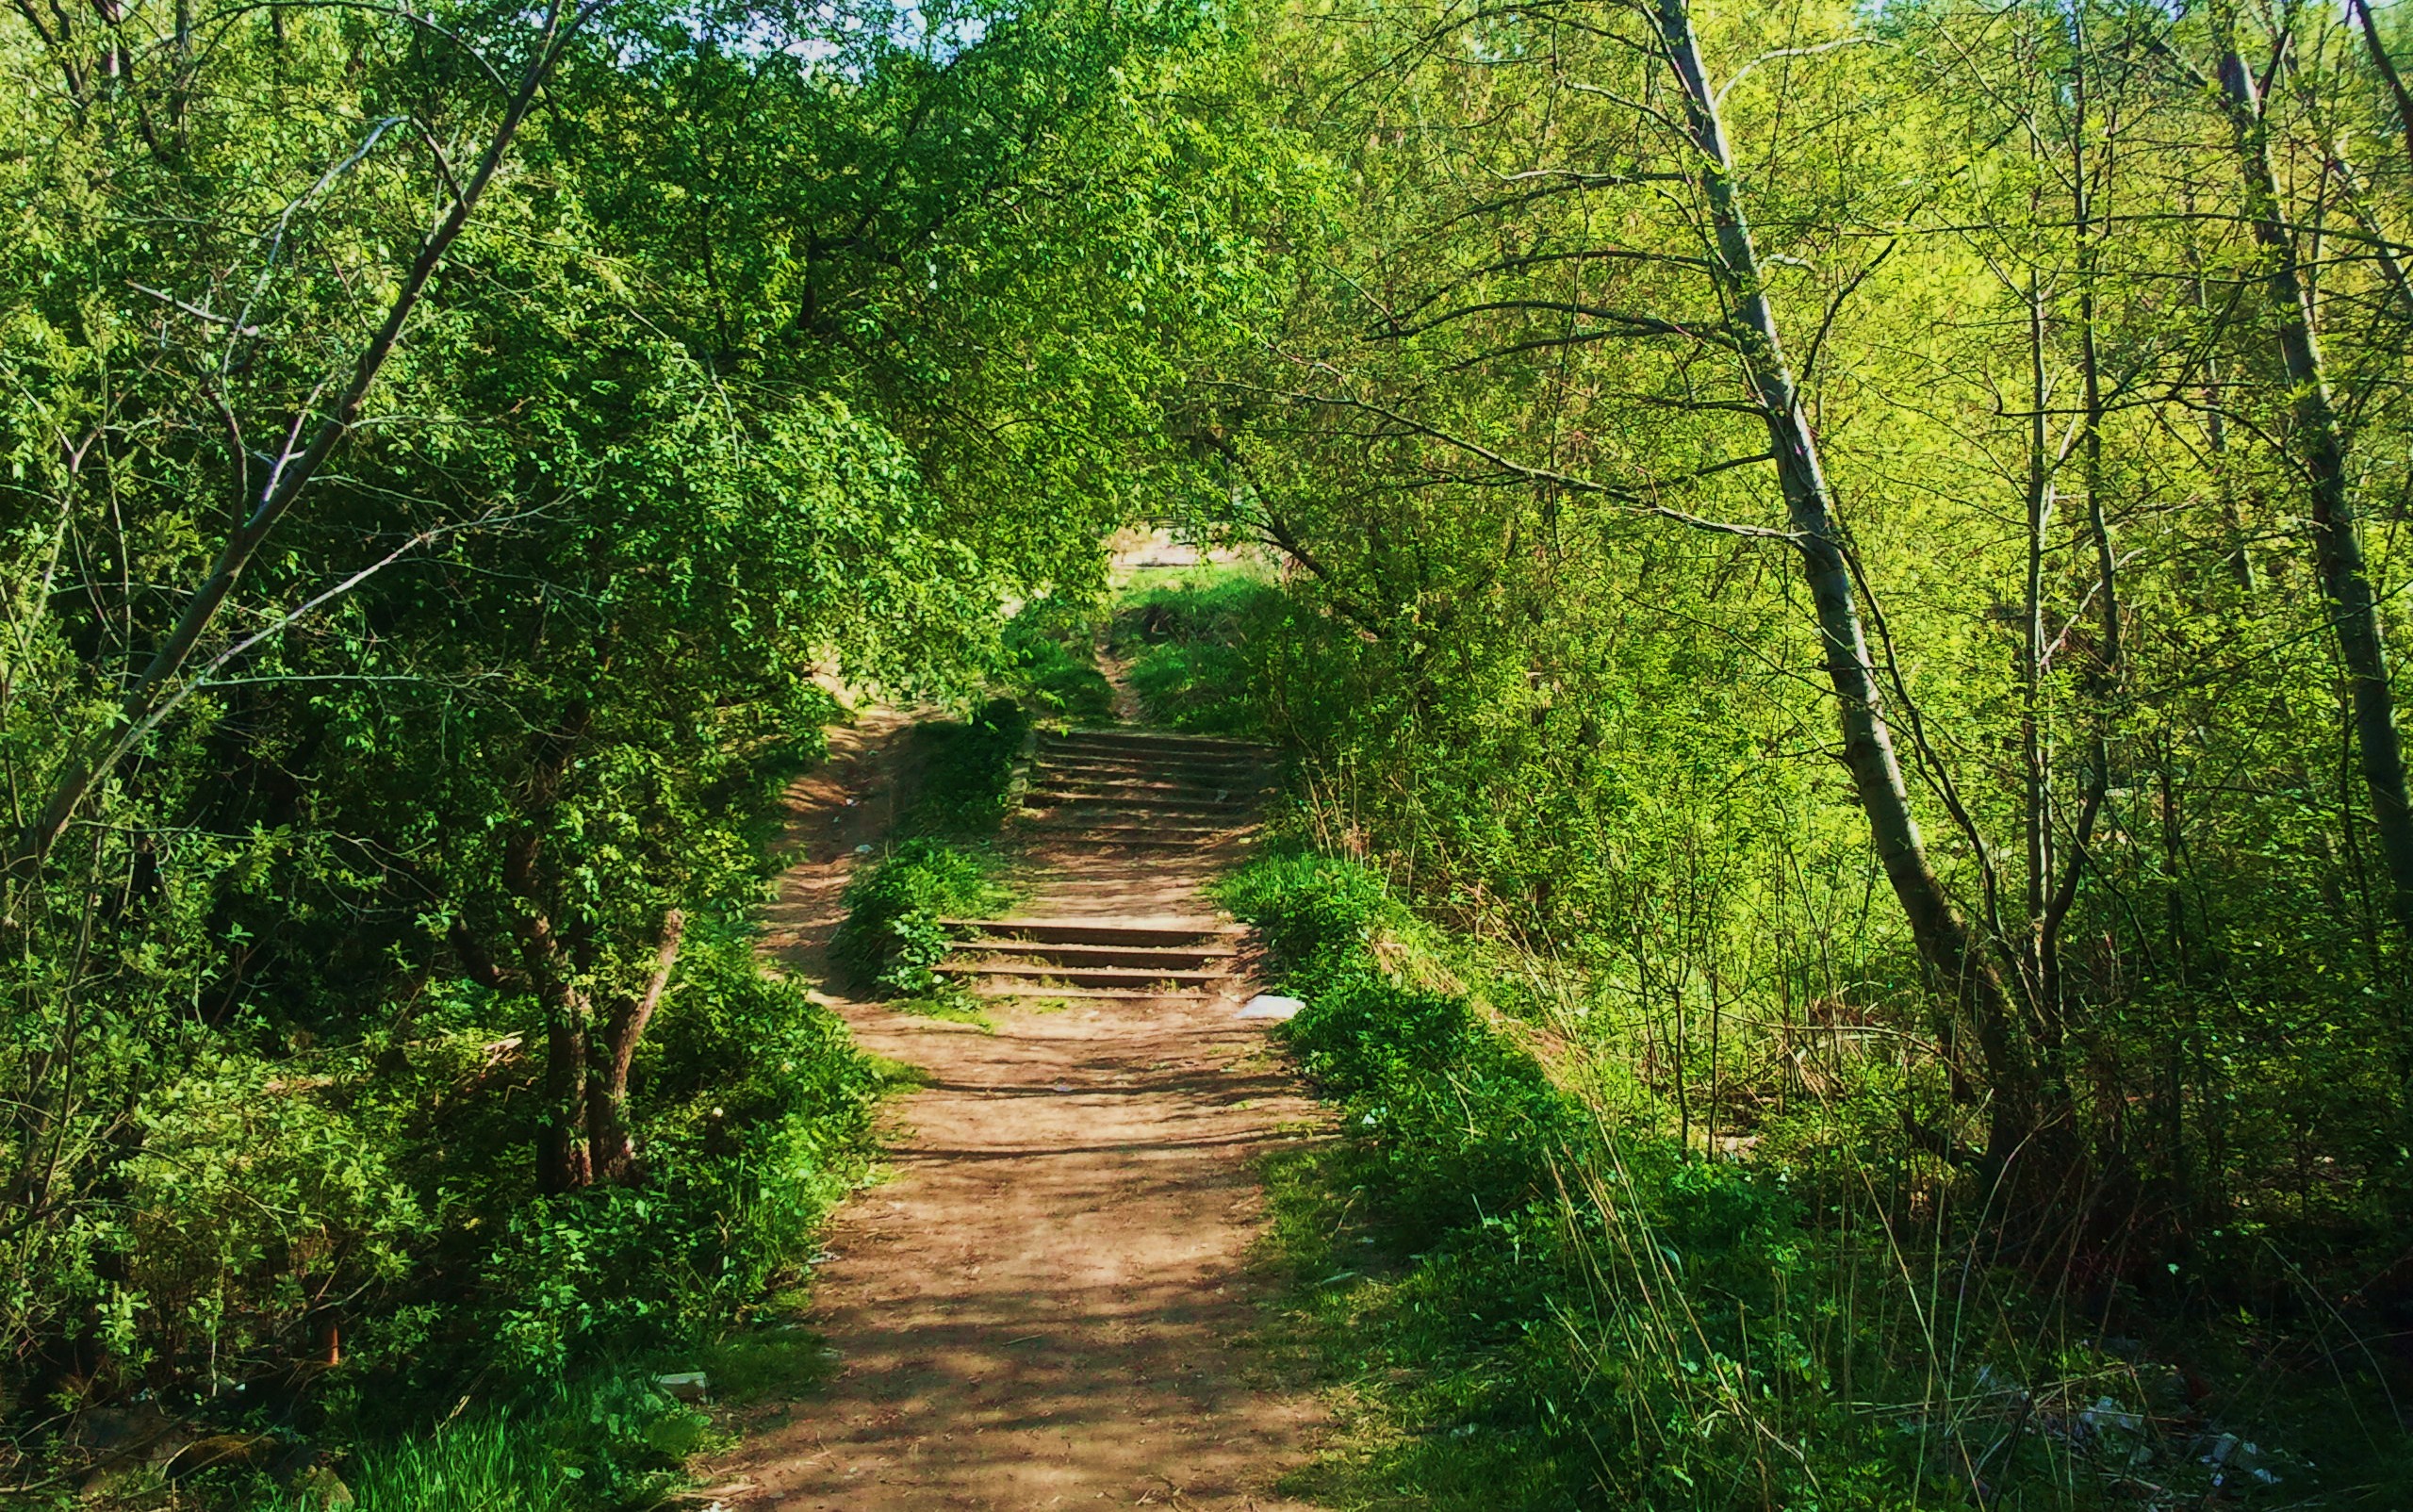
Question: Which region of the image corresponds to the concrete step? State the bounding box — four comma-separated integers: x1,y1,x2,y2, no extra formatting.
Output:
1025,785,1255,806
1018,791,1255,814
1026,777,1268,803
1038,743,1271,765
1032,758,1272,785
934,960,1229,989
1044,729,1278,760
958,983,1218,1001
1029,825,1255,846
945,939,1238,969
1024,814,1256,834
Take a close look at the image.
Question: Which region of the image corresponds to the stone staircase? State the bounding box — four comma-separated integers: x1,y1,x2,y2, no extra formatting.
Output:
934,728,1278,1001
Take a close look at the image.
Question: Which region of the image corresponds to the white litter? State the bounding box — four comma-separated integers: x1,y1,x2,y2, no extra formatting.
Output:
1238,994,1305,1021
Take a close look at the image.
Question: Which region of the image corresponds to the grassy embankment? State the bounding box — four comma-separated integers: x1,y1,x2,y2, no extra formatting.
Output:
1112,562,2413,1510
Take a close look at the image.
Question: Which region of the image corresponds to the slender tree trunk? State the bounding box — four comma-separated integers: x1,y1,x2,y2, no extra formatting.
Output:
2024,273,2056,987
2351,0,2413,179
2186,241,2258,591
2041,49,2121,1054
1650,0,2041,1171
2214,19,2413,945
587,910,684,1185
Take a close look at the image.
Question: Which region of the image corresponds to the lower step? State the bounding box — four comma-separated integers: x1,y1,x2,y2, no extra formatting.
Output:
1029,823,1256,844
934,961,1229,989
959,984,1222,1001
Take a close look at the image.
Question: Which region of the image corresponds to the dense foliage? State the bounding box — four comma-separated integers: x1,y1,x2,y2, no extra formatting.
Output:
0,0,1272,1489
1177,0,2413,1325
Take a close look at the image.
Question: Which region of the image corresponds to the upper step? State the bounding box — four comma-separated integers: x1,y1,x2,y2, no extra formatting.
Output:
1029,761,1272,790
945,939,1238,969
1042,729,1278,760
936,961,1228,989
1023,792,1256,816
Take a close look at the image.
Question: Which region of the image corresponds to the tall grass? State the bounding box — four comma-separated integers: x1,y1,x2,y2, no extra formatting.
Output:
337,1412,572,1512
276,1372,715,1512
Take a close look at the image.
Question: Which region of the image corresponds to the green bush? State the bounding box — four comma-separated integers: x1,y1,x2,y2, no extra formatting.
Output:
895,698,1032,838
468,939,878,1379
829,839,1011,996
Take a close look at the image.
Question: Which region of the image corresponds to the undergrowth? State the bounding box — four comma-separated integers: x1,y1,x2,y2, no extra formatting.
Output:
1004,597,1115,723
1226,851,2408,1510
894,698,1032,839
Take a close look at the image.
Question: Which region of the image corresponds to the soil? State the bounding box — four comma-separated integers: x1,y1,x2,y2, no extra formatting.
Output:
720,710,1329,1511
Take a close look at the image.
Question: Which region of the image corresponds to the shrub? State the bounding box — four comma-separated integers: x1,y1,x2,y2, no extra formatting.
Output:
471,940,878,1378
895,698,1032,838
829,840,1011,996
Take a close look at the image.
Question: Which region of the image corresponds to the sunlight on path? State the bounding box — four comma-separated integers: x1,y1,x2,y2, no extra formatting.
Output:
719,710,1328,1510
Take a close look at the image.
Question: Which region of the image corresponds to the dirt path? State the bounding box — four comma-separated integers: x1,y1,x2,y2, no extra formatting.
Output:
725,716,1327,1511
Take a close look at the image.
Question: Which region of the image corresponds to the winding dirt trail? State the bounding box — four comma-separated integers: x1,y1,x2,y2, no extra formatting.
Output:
726,714,1328,1511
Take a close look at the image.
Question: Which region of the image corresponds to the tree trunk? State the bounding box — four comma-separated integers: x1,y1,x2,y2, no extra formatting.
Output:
2351,0,2413,180
506,830,594,1194
1650,0,2045,1175
503,701,597,1193
2214,19,2413,946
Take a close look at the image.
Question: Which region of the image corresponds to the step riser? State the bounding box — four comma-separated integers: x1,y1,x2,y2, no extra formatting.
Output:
935,964,1227,989
1023,830,1235,839
948,945,1234,969
1045,732,1277,756
1023,791,1255,814
1042,748,1273,766
962,986,1209,1001
1025,792,1256,810
1032,763,1272,785
1035,833,1253,847
1026,787,1263,806
1040,750,1272,770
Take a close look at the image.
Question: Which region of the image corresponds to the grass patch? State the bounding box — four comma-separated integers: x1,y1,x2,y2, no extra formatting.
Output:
829,839,1012,997
1112,564,1279,736
886,994,996,1031
692,1327,841,1406
252,1374,715,1512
